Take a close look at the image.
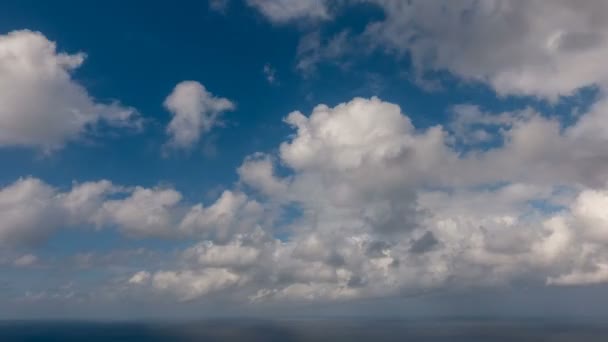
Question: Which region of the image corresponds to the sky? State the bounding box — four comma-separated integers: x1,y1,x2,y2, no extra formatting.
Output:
2,0,608,319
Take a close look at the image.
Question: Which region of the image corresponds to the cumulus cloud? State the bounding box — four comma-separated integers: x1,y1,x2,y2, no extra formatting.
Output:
238,153,288,197
0,178,65,246
8,2,608,310
3,48,608,304
0,178,125,247
0,178,266,246
163,81,235,151
7,93,608,303
125,94,608,302
179,190,266,242
183,239,261,268
97,187,182,238
0,30,141,151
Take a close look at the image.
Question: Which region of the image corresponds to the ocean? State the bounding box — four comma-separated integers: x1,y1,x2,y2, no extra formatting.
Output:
1,318,607,341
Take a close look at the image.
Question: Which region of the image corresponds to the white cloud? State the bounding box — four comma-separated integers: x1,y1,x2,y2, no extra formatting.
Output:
61,180,118,224
296,30,352,75
262,63,278,84
0,178,120,247
150,268,242,301
0,178,64,246
246,0,330,24
182,239,261,268
225,96,608,300
362,0,608,99
261,1,608,99
13,254,38,267
0,30,141,151
571,189,608,242
7,93,608,303
179,190,265,242
238,153,288,197
0,177,268,246
97,187,182,238
548,264,608,286
122,97,554,301
163,81,235,151
128,271,151,285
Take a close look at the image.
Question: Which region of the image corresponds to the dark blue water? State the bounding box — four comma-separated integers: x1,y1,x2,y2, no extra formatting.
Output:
1,319,607,341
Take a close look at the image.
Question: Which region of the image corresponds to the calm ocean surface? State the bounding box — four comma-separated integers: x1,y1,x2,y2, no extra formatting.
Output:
1,319,607,341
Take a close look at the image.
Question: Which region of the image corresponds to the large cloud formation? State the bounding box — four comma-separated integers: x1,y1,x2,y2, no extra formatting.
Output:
5,1,608,308
122,96,608,302
0,30,141,151
3,94,608,303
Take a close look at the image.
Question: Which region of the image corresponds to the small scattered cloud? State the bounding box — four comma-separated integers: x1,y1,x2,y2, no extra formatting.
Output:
163,81,235,152
263,63,278,85
13,254,38,267
209,0,230,13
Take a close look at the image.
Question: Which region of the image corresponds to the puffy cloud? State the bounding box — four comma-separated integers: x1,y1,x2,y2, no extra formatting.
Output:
61,180,118,223
179,190,266,241
0,30,141,151
7,93,608,304
125,97,572,302
0,178,125,247
278,97,444,173
0,178,64,246
228,96,608,299
262,97,448,236
98,187,182,238
572,189,608,242
0,177,266,246
182,239,261,268
163,81,235,151
238,153,288,197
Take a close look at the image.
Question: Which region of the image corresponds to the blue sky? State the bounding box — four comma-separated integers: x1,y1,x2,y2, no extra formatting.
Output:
3,0,608,319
